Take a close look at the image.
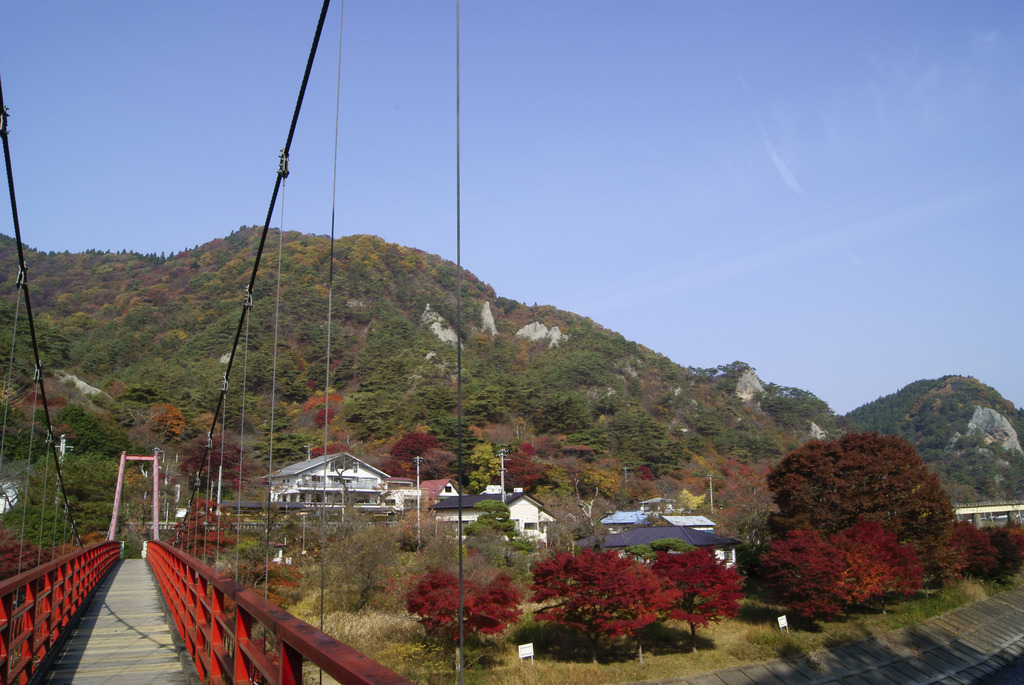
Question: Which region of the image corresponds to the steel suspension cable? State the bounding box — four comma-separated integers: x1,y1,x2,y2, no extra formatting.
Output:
234,298,252,581
181,0,333,539
264,184,286,599
17,387,37,574
320,0,345,640
35,431,51,564
0,70,82,550
0,282,23,512
216,408,226,568
0,277,23,492
455,1,466,680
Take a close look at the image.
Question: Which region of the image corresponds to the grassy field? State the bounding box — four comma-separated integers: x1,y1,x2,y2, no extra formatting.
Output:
290,576,1008,684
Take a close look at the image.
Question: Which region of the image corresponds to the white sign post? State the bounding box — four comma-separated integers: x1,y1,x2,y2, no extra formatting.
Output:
778,615,789,633
518,643,534,664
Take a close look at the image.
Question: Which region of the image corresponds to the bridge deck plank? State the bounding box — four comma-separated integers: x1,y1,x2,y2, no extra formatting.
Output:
41,558,189,684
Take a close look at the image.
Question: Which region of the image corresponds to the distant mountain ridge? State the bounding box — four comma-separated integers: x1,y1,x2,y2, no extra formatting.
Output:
0,229,1020,502
846,375,1024,501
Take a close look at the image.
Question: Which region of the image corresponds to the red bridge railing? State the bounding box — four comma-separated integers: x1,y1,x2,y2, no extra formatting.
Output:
0,541,122,685
146,541,410,685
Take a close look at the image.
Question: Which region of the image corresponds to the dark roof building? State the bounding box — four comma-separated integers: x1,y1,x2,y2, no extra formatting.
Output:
578,525,740,565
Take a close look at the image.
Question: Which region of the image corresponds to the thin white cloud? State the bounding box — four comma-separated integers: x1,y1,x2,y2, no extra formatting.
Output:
762,137,804,195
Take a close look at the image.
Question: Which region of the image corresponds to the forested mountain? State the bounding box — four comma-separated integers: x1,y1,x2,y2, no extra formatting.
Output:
0,228,1019,536
0,229,838,516
847,376,1024,502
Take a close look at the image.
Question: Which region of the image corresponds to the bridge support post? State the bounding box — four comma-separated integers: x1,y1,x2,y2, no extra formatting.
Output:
107,451,162,542
973,513,983,528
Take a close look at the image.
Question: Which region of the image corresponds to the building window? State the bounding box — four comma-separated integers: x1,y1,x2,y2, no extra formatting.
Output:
524,522,538,530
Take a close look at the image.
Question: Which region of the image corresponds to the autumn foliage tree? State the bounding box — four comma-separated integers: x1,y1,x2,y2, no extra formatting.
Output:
767,432,955,580
531,549,668,662
951,522,1024,581
651,548,744,648
951,521,998,579
405,567,522,644
0,523,41,580
387,432,439,478
830,519,923,612
760,529,848,621
988,527,1024,580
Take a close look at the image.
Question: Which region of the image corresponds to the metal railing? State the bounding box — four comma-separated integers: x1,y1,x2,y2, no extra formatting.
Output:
146,541,410,685
0,541,121,685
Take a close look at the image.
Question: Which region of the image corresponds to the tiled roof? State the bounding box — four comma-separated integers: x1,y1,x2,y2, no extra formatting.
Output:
578,525,738,549
430,492,548,514
270,452,389,479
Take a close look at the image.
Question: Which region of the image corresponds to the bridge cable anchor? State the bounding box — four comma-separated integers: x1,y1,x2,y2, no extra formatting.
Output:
278,149,289,179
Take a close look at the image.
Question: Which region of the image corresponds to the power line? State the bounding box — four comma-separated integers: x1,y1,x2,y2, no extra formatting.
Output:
0,69,83,549
179,0,333,541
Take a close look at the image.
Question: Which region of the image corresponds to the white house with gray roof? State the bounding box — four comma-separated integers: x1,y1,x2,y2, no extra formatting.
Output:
267,452,390,513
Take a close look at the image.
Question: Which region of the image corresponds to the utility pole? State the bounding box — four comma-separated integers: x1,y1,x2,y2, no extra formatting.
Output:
707,473,714,511
498,449,508,502
414,455,423,549
58,434,72,463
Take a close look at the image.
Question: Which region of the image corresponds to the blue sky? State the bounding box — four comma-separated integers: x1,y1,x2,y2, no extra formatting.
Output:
1,1,1022,415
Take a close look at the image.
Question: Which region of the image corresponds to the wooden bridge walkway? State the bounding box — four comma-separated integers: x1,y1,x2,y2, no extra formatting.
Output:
40,559,192,684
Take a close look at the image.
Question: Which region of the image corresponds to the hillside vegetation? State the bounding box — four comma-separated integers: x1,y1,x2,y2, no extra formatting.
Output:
848,376,1024,501
0,229,839,524
1,228,1022,535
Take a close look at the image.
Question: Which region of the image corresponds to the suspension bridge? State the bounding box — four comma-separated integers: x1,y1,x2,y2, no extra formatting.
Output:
0,504,410,684
0,1,447,682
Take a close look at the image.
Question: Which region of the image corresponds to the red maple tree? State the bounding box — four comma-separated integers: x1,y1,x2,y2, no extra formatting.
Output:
830,519,923,612
951,520,999,579
387,432,440,478
0,523,41,580
767,432,955,581
987,527,1024,581
405,567,522,643
651,548,744,648
760,528,847,621
530,548,669,662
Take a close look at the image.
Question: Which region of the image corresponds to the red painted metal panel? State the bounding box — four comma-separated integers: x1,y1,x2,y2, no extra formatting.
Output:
147,541,412,685
0,541,120,685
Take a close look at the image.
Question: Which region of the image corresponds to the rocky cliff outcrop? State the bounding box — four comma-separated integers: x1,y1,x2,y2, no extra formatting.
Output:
421,304,458,346
515,322,565,347
735,369,764,403
480,302,498,336
968,406,1023,453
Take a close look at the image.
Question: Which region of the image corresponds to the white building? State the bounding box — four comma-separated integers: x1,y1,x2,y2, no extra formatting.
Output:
382,477,460,512
267,452,390,513
431,491,555,544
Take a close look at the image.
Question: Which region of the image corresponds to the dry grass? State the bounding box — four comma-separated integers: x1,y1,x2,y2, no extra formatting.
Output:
295,577,1016,685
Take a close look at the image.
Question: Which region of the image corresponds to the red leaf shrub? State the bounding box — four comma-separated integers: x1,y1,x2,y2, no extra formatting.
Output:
531,549,669,661
651,548,744,646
